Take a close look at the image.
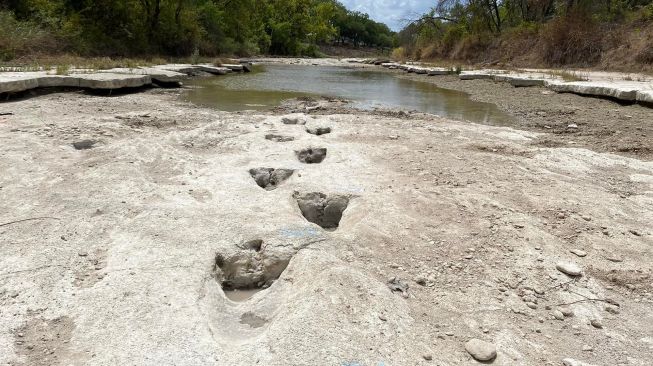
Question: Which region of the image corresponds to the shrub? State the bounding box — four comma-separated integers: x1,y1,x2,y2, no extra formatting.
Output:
539,13,604,66
0,10,58,61
391,47,407,61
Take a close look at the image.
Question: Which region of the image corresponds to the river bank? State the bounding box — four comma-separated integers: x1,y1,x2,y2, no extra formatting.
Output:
1,68,652,365
397,72,653,160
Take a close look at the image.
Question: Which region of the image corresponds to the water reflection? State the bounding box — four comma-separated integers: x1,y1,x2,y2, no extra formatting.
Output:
183,64,513,125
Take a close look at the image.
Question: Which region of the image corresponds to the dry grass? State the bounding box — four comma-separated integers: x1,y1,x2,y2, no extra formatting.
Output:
548,70,590,82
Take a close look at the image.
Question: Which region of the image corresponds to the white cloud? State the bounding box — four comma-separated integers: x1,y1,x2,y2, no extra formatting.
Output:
340,0,433,31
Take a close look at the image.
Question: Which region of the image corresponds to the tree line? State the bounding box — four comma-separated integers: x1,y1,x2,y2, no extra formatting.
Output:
397,0,653,67
0,0,395,61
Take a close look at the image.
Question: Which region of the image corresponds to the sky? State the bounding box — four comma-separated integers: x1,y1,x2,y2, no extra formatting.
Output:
340,0,433,31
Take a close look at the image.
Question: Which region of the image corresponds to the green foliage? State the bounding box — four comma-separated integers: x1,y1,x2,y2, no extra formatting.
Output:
397,0,653,66
0,0,396,60
0,9,55,61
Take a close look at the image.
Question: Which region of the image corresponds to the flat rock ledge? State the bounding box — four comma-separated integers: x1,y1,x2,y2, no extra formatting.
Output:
0,63,241,94
357,59,653,106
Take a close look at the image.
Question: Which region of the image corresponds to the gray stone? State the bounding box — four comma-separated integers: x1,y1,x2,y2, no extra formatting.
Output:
570,249,587,257
553,310,565,320
556,262,583,276
77,73,151,89
101,67,186,84
465,339,497,362
590,319,603,329
72,140,96,150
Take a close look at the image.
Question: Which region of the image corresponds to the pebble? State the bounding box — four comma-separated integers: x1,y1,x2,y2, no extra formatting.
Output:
567,124,579,129
605,305,620,315
562,358,585,366
606,256,623,263
582,345,593,352
590,319,603,329
423,354,433,361
559,307,573,317
464,339,497,362
556,262,583,276
553,310,565,320
570,249,587,257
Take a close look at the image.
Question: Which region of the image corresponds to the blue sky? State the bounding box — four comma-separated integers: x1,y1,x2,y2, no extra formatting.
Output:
340,0,433,31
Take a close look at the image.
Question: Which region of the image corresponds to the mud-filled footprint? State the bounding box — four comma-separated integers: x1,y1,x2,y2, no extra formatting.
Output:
214,239,292,302
305,127,331,136
249,168,294,190
293,192,350,231
265,134,294,142
295,148,327,164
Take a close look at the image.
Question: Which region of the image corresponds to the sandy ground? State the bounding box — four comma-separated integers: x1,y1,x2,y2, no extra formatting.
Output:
0,84,652,366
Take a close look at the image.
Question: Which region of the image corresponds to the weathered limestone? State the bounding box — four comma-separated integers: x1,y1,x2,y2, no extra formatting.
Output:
0,62,243,94
494,73,547,87
637,89,653,103
545,80,640,101
154,64,231,75
0,72,150,93
459,70,506,80
221,64,245,72
371,60,653,105
100,67,187,84
428,68,453,76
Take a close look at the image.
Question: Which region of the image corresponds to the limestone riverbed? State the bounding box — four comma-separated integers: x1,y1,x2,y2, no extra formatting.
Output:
0,63,652,366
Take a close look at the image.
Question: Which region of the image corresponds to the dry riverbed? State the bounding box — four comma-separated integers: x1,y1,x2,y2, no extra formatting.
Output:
0,82,652,366
398,73,653,160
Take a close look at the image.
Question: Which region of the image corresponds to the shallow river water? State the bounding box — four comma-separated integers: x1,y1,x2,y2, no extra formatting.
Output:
184,64,514,125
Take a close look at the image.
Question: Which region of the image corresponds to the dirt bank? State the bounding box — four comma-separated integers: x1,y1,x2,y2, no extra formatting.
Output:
397,72,653,160
0,87,651,366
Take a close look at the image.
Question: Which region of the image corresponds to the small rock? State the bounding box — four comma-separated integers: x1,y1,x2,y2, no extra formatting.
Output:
78,251,88,257
562,358,585,366
423,354,433,361
388,135,399,140
590,319,603,329
281,117,305,125
606,256,623,263
388,278,409,295
570,249,587,257
629,229,642,237
581,216,592,221
464,339,497,362
553,310,565,320
582,345,593,352
559,307,573,317
605,305,620,315
567,124,579,129
72,140,96,150
557,212,566,219
556,262,583,276
526,302,537,309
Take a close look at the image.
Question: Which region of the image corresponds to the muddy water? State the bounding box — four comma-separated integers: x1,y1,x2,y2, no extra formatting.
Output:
183,64,515,125
224,288,263,302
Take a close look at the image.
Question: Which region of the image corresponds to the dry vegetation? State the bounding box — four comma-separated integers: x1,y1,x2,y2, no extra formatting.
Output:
398,1,653,72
